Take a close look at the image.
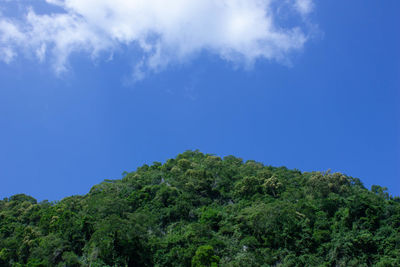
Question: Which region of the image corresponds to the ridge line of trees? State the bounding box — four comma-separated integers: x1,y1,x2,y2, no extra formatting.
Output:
1,150,399,266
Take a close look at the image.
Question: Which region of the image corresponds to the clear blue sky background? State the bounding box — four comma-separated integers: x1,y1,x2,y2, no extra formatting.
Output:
0,0,399,200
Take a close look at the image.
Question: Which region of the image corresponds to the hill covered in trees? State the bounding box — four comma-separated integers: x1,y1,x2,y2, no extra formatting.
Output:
1,150,399,266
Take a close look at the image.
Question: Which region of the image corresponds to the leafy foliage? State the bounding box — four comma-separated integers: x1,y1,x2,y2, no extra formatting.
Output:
1,150,399,266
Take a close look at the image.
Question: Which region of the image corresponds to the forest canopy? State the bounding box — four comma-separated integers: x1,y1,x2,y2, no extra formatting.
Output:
1,150,399,266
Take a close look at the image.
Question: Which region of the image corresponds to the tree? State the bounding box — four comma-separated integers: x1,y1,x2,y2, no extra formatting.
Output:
191,245,220,267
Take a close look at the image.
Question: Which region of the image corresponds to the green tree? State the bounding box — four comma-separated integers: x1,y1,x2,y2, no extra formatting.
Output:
191,245,220,267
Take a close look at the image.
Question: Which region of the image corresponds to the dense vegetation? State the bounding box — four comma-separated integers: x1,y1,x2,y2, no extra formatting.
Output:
1,150,399,266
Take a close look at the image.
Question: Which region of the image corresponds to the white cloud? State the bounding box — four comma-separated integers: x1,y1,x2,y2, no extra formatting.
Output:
0,0,314,76
294,0,314,16
0,46,15,63
0,19,23,63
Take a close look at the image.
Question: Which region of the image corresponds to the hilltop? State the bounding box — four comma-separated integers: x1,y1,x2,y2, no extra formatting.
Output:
1,150,399,266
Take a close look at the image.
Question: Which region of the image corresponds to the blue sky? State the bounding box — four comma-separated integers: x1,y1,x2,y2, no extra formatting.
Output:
0,0,399,200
